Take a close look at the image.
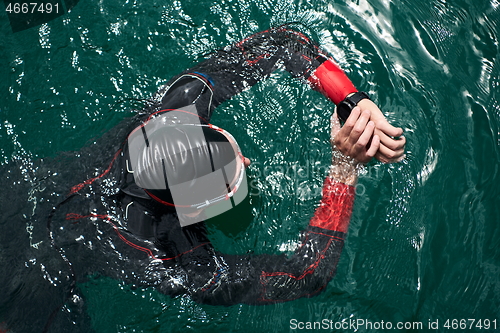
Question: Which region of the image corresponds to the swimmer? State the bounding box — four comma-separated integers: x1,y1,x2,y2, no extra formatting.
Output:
64,26,405,304
0,26,405,332
63,26,404,304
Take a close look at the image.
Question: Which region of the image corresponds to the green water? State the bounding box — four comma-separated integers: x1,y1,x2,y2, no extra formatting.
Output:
1,0,499,332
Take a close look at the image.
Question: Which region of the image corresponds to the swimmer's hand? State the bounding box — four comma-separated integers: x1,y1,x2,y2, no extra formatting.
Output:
357,99,406,163
331,107,380,164
329,107,380,185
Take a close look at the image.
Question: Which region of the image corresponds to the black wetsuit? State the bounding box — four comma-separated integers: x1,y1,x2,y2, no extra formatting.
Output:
56,27,356,306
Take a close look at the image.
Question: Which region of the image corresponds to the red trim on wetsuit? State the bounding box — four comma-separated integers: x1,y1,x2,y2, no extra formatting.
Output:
65,213,211,261
307,59,358,105
308,177,355,233
258,236,336,303
69,149,123,195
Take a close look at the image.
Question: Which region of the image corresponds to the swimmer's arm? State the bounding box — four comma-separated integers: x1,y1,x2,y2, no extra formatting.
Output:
182,111,380,305
308,108,378,232
307,59,405,164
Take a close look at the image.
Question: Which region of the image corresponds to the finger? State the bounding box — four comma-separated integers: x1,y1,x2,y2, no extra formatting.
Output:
375,129,406,151
340,106,361,135
376,143,406,163
334,107,361,150
366,134,380,158
354,121,378,163
376,120,404,138
377,151,405,164
348,109,371,144
374,150,391,164
353,120,375,154
381,136,406,152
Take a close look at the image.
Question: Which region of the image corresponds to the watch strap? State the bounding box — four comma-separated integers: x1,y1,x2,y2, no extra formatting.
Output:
346,91,370,105
337,91,370,122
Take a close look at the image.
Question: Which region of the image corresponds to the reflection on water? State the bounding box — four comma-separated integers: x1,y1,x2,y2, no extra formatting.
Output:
1,0,499,331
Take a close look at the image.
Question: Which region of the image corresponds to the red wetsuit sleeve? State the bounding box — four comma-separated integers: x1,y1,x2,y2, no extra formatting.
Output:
307,59,358,105
308,177,355,233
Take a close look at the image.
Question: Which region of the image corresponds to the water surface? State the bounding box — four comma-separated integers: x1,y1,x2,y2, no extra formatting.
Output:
1,0,499,332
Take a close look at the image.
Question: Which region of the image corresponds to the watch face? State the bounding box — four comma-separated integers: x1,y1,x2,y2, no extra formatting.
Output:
337,103,351,122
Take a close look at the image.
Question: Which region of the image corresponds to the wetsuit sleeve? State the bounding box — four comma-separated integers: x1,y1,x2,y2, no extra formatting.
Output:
160,27,358,120
161,177,355,305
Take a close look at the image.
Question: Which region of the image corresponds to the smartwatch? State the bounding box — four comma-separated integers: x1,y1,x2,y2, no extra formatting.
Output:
336,91,370,123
